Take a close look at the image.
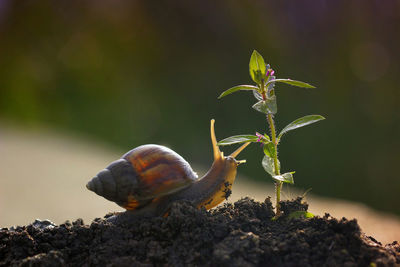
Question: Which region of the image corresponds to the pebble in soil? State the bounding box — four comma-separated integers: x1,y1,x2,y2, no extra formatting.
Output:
0,197,399,266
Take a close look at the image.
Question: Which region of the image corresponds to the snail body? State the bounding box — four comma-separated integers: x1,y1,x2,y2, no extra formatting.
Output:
86,119,249,217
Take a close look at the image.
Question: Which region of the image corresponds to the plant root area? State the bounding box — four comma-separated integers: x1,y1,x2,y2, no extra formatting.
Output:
1,197,399,266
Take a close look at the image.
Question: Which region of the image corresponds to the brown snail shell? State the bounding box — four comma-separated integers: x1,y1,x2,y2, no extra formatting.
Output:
86,144,198,210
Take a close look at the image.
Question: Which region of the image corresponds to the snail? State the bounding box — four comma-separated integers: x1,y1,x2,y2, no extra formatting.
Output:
86,119,249,218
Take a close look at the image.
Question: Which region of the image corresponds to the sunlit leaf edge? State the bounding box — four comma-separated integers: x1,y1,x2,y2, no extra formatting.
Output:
218,85,258,99
217,135,259,146
272,172,295,184
266,78,316,89
278,115,325,140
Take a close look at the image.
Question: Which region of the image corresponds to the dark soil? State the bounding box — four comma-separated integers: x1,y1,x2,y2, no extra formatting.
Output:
1,197,399,266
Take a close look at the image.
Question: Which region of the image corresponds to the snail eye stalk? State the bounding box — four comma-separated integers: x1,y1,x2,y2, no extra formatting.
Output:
229,142,250,158
210,119,223,161
236,159,246,165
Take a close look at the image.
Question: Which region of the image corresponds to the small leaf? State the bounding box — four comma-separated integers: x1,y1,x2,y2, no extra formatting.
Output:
263,142,275,158
252,90,263,101
266,75,276,88
266,76,276,97
266,96,277,114
263,134,271,142
252,96,277,115
266,78,316,89
252,101,268,114
217,135,259,146
288,211,314,219
218,85,258,99
262,155,280,177
272,172,295,184
278,115,325,140
249,50,267,84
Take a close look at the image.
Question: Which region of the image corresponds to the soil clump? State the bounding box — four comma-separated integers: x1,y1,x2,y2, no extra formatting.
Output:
1,197,399,266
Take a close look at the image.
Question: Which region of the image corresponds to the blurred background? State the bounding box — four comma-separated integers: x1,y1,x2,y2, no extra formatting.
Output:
0,1,400,241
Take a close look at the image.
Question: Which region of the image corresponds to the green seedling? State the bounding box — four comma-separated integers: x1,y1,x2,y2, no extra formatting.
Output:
288,211,315,220
218,50,325,216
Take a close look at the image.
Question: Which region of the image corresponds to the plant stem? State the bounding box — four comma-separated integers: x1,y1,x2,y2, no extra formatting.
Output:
266,114,279,174
261,80,282,216
267,113,282,216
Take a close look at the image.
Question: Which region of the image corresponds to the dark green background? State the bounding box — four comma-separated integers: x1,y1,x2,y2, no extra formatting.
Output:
1,1,399,214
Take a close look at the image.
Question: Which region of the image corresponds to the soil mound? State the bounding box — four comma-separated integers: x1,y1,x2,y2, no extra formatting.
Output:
1,197,399,266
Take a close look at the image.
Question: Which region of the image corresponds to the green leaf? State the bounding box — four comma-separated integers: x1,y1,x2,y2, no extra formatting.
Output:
252,90,263,101
266,96,277,114
252,96,277,115
262,155,280,177
265,78,316,89
278,115,325,140
218,85,258,99
272,172,295,184
252,101,268,114
263,142,275,158
249,50,267,84
266,75,276,89
217,135,259,146
288,211,314,219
